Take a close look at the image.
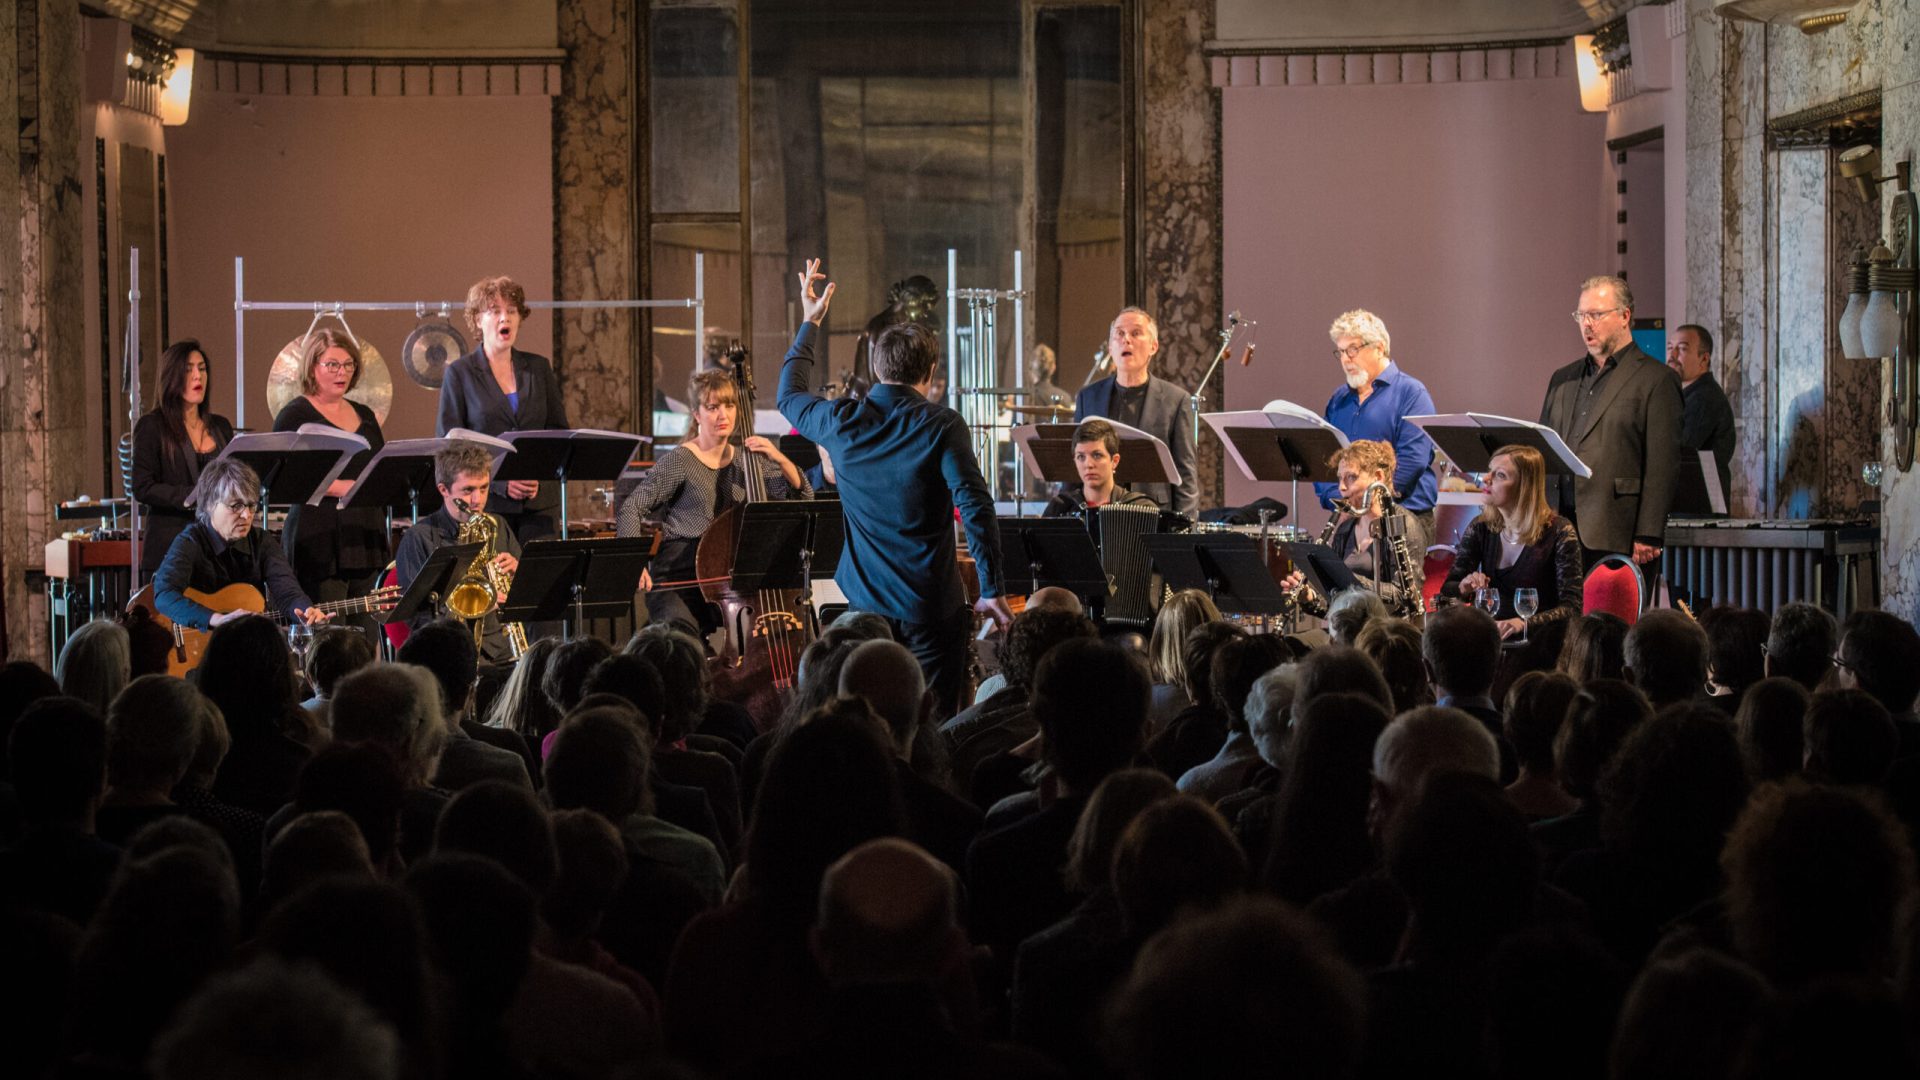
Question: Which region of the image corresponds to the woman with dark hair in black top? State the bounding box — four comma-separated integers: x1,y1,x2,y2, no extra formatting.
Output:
131,339,234,574
271,327,388,602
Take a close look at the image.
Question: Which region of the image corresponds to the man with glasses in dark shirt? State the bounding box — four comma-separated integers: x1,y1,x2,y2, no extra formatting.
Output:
778,259,1012,718
153,457,327,629
1538,275,1683,568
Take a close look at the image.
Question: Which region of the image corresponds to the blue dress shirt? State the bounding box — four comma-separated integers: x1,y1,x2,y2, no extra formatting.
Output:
1314,361,1438,513
777,322,1003,624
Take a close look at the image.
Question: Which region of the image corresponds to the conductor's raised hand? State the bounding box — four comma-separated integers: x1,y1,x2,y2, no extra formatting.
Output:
798,259,837,326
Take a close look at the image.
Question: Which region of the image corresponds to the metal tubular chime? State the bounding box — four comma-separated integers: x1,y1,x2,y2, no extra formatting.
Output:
946,249,1028,502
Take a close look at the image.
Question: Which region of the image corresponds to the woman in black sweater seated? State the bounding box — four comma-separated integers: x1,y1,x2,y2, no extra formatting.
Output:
1443,443,1583,639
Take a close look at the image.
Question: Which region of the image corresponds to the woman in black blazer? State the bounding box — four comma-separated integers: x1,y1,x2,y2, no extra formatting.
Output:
1444,443,1584,638
132,339,235,574
272,327,388,601
437,275,571,543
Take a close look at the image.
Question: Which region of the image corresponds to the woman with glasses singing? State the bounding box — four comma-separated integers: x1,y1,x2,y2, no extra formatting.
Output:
132,339,235,576
154,458,327,630
271,328,389,602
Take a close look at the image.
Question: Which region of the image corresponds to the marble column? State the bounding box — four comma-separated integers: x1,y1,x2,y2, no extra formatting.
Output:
1139,0,1223,510
2,0,88,664
553,0,641,434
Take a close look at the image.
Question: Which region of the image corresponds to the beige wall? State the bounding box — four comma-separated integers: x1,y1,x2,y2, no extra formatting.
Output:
164,84,554,441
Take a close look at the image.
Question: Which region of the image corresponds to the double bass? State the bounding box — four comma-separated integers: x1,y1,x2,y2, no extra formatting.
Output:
694,346,817,727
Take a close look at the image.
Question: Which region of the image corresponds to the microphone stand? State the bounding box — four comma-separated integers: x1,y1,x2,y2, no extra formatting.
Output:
1187,315,1240,446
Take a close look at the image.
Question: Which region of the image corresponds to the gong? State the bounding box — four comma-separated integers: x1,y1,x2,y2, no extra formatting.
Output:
266,335,394,426
400,319,468,390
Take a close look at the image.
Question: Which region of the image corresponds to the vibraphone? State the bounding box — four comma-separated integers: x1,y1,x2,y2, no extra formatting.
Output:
1662,518,1879,616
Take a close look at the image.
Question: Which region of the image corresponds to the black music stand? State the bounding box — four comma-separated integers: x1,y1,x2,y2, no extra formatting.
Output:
1013,421,1181,491
495,429,649,539
1203,406,1347,529
385,541,484,629
730,502,845,596
1142,533,1292,616
341,438,450,530
211,430,365,518
1406,413,1590,477
1670,449,1729,516
997,519,1109,607
1283,541,1362,600
777,434,821,473
503,537,656,640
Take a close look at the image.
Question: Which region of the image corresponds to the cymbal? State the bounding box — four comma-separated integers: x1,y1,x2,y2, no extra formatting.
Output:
267,335,394,426
1006,403,1074,417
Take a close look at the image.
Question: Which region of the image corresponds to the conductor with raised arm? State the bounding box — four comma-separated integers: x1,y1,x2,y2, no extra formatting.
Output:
777,259,1011,718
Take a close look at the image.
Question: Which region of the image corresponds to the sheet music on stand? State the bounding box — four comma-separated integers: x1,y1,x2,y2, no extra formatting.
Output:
1405,413,1592,478
1011,418,1181,488
339,429,515,521
1202,402,1351,528
494,428,650,538
202,426,369,509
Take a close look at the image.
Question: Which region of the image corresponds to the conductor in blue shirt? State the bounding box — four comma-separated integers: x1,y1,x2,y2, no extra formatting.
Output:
778,259,1013,718
1314,309,1437,553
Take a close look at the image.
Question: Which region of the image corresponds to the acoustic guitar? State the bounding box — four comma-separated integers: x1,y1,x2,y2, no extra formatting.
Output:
127,582,400,677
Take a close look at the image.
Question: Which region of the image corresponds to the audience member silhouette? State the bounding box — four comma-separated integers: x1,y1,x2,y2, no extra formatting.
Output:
1763,601,1837,692
1733,676,1808,784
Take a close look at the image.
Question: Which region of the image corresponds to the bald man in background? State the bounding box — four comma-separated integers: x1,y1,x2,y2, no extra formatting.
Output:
841,641,984,871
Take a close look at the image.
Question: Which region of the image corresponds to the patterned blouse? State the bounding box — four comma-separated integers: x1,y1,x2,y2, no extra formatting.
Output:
616,443,813,542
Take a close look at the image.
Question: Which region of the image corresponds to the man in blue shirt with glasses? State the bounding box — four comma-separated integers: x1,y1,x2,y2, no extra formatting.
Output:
1313,308,1437,554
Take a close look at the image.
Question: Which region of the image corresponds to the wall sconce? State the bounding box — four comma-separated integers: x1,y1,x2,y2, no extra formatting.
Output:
1573,35,1608,113
1835,145,1918,469
159,47,193,126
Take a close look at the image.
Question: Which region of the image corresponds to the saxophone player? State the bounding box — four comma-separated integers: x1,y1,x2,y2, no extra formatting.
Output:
395,443,524,663
1281,439,1422,617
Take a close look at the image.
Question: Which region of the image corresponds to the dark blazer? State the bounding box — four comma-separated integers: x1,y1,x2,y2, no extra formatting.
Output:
131,409,234,573
1074,374,1199,517
1680,372,1736,504
1538,344,1683,555
436,345,570,518
272,396,388,587
1443,515,1583,628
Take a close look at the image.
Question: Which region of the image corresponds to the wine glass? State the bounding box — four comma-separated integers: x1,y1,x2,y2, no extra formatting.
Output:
286,621,313,665
1476,587,1500,621
1513,588,1539,643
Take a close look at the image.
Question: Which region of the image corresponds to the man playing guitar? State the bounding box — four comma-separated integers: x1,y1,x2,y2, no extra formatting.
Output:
152,458,330,630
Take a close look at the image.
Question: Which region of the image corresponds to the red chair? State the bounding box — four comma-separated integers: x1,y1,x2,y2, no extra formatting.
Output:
1582,554,1646,625
380,564,411,651
1422,545,1457,614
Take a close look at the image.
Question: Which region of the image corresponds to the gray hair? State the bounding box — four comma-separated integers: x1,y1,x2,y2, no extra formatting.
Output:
1246,664,1300,768
58,619,131,715
152,957,402,1080
1580,274,1634,314
107,674,208,792
1372,705,1499,798
330,663,447,785
1110,306,1160,344
1328,309,1391,358
190,457,262,524
1328,589,1388,647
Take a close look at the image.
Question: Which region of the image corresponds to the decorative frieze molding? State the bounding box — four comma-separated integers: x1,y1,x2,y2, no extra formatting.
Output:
200,53,562,97
1765,89,1882,150
1209,43,1570,88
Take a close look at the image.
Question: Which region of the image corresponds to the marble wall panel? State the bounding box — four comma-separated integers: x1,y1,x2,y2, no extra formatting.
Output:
1875,77,1920,622
0,0,19,659
1772,151,1826,518
1765,0,1891,118
1141,0,1224,508
552,0,640,436
2,0,88,663
1824,154,1881,516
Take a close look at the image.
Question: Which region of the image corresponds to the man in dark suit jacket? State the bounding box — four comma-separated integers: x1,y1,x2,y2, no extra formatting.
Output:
1074,307,1200,518
1668,323,1736,508
1538,276,1682,566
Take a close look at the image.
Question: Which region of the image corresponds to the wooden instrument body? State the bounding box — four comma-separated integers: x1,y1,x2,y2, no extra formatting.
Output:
127,582,398,677
691,346,818,731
